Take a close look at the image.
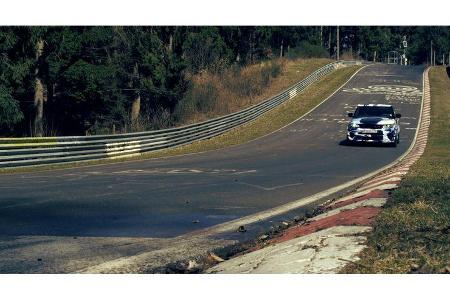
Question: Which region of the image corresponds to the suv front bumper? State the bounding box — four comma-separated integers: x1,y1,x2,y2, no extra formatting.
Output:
347,127,398,144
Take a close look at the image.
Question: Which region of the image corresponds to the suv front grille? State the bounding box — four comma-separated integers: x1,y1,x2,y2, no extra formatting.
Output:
359,124,383,129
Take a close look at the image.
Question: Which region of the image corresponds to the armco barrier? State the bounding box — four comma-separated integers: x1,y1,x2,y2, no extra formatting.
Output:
0,61,362,168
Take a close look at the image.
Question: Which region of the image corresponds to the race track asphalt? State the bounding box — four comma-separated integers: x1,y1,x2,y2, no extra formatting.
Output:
0,64,424,239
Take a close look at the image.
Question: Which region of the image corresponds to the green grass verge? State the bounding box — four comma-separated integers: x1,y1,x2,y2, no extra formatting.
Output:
0,64,362,174
153,65,361,155
341,66,450,274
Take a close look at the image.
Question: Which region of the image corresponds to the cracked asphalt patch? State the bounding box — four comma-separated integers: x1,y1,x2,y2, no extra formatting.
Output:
206,226,371,274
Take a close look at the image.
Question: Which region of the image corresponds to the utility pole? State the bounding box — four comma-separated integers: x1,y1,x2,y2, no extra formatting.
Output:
433,51,436,66
336,26,340,61
443,54,445,65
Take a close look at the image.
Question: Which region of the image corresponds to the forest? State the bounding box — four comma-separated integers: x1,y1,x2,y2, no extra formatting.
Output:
0,26,449,137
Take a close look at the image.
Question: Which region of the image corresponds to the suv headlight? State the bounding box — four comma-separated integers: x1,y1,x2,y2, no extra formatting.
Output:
383,124,395,130
348,123,359,130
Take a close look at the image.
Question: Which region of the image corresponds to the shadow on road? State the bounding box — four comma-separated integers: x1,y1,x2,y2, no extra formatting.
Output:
338,139,395,148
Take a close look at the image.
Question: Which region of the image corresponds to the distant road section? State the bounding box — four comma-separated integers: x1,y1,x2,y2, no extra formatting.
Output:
0,64,424,239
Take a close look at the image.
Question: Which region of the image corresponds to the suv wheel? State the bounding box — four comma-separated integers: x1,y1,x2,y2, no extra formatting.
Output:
390,134,399,147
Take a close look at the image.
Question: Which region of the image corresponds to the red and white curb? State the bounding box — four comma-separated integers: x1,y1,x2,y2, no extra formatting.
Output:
206,68,432,274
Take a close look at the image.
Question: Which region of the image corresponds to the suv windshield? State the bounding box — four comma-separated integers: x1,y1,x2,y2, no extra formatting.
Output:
354,106,394,118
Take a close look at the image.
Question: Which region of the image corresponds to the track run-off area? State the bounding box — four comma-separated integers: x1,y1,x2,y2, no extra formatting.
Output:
0,63,425,273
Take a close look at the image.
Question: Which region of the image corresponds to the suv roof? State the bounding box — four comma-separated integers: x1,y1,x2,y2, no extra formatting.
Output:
356,104,392,107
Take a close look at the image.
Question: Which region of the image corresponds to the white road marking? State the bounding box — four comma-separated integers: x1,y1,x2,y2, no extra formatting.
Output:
237,181,304,191
233,170,257,175
111,168,256,176
342,84,422,104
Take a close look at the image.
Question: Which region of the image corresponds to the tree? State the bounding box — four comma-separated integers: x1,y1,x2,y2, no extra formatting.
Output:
0,86,23,129
33,35,46,136
1,26,449,137
182,27,232,73
0,27,34,134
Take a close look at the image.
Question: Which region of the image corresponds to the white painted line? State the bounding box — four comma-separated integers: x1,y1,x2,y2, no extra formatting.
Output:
236,181,304,191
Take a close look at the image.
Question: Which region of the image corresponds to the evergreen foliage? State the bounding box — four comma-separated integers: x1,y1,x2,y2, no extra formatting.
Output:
0,26,448,136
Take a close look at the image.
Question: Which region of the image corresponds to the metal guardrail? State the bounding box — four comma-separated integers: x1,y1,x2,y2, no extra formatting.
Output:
0,61,362,168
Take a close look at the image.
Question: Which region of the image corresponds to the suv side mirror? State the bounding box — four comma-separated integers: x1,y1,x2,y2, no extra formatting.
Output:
347,113,354,117
395,113,402,118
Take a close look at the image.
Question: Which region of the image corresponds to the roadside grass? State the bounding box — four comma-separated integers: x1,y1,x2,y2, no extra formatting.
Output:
341,66,450,274
174,58,332,125
156,65,361,155
0,64,361,174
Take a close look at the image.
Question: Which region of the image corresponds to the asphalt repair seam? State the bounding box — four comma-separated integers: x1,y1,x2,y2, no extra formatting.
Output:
205,67,431,274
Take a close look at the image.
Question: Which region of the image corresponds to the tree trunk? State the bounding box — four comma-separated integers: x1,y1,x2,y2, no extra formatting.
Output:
328,28,331,49
34,39,46,137
328,28,332,56
320,26,323,46
130,63,140,131
249,30,255,63
131,93,141,130
280,39,284,58
336,26,340,61
168,34,173,54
